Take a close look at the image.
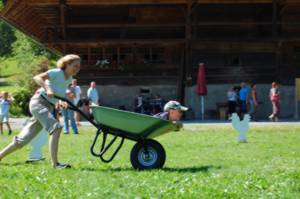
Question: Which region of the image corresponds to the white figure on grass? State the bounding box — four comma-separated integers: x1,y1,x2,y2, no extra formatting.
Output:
230,113,250,143
27,129,48,162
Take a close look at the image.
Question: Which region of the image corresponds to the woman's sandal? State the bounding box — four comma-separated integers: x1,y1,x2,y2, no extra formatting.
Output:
53,163,71,169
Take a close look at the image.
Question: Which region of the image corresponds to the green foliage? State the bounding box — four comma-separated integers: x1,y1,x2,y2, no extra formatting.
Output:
10,59,51,116
14,58,51,93
10,88,31,116
0,21,16,57
0,57,19,77
0,1,3,10
0,125,300,198
12,31,55,63
0,16,59,116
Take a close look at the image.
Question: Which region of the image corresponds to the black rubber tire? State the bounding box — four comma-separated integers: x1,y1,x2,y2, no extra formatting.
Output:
130,139,166,170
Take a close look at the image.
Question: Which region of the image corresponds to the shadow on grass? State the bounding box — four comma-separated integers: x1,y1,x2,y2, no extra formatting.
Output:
0,162,24,166
0,160,46,166
162,165,221,173
79,165,221,173
0,74,15,78
0,81,11,86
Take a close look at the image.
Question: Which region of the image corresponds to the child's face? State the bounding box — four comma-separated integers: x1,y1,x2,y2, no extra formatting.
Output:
169,109,183,121
65,60,80,76
2,92,8,99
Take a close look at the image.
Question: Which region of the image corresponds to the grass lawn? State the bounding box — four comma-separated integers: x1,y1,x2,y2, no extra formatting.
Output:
0,58,20,77
0,85,21,93
0,58,21,93
0,125,299,198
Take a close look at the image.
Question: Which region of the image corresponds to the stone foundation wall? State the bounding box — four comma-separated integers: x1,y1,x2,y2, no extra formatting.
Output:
80,84,296,120
185,84,295,120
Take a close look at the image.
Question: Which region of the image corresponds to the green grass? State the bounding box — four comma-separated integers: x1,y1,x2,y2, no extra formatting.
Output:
0,57,21,93
0,85,21,93
0,58,20,77
0,125,299,198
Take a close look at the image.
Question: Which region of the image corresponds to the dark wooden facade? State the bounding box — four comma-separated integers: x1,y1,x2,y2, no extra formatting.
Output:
1,0,300,101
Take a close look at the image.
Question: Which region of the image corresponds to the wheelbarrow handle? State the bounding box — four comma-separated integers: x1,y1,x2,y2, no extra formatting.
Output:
54,95,98,127
53,95,77,110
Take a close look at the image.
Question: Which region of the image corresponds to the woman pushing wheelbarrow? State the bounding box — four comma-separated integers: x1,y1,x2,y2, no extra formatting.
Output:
0,54,188,170
0,54,81,169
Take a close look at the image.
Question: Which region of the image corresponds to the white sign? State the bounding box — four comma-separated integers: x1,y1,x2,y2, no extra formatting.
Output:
230,113,250,143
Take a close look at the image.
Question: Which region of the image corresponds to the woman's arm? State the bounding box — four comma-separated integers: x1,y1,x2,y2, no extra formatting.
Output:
33,72,54,97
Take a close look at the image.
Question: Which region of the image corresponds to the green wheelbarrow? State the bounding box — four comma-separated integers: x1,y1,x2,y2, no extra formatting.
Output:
55,96,180,170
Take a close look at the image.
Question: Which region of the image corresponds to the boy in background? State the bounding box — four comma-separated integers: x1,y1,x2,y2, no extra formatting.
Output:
0,91,13,135
155,100,188,130
87,81,99,105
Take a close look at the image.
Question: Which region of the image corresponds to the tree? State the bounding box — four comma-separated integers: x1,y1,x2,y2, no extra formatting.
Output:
12,31,58,62
0,21,16,57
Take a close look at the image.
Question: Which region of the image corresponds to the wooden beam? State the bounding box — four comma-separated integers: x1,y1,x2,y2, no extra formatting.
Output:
9,2,31,18
41,22,300,30
27,0,274,6
191,37,300,42
53,23,186,28
88,47,91,65
45,37,300,50
0,15,60,55
0,0,19,16
45,39,185,46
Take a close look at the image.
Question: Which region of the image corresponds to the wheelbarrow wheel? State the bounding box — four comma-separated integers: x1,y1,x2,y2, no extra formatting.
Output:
130,139,166,170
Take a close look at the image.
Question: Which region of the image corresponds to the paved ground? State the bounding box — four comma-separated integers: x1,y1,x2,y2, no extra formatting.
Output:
9,117,300,129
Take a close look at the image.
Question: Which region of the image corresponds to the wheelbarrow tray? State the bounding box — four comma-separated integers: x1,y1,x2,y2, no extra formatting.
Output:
91,106,177,139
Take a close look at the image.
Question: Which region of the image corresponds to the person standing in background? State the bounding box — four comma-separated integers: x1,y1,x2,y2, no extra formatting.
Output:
239,82,249,118
134,94,144,113
269,81,280,122
87,81,99,105
227,86,237,118
61,85,78,135
71,79,82,125
248,83,258,121
0,91,13,135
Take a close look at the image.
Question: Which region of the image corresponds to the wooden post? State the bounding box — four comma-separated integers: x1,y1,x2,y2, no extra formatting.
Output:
62,43,66,54
102,47,105,60
88,47,91,66
103,47,106,59
295,78,299,119
177,0,192,103
59,0,66,40
275,41,282,83
272,0,278,38
117,47,120,65
150,47,153,61
177,45,186,103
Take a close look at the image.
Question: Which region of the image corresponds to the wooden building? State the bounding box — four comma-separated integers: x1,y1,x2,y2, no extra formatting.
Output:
1,0,300,105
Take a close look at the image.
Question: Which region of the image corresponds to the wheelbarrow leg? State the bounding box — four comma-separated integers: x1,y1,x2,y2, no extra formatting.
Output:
90,129,125,163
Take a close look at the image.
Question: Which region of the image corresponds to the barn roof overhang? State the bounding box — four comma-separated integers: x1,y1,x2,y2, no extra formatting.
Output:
1,0,300,54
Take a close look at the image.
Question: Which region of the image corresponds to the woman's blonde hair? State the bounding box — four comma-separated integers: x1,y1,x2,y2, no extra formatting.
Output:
57,54,81,70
